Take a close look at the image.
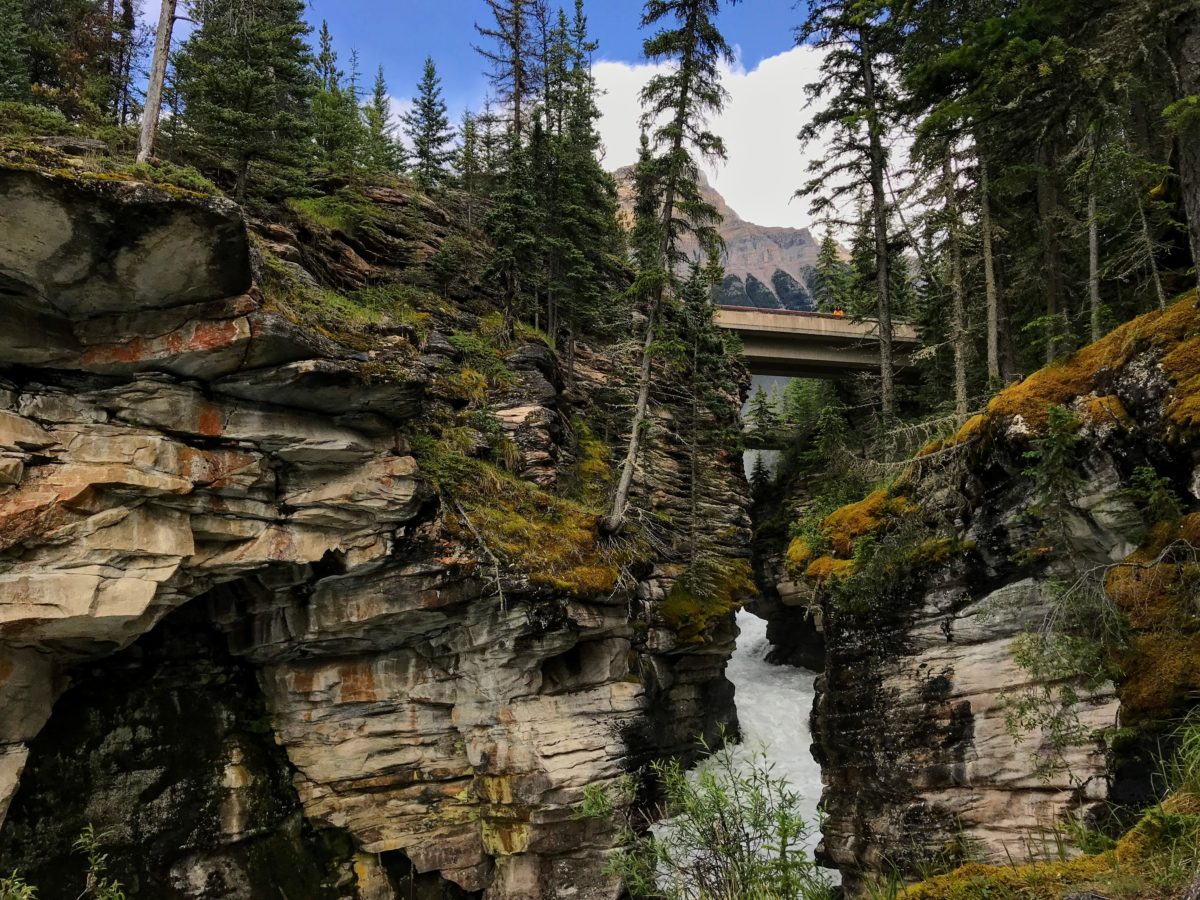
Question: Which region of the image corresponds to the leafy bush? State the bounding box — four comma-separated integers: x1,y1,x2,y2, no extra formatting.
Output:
585,739,835,900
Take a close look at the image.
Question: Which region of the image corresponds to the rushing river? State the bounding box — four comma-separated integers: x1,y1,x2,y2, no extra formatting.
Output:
726,609,830,875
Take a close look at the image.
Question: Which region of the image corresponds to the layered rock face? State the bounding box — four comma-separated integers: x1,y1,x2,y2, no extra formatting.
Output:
0,165,750,898
754,295,1200,889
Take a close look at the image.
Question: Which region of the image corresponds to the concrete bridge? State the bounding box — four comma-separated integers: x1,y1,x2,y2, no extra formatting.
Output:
714,306,920,379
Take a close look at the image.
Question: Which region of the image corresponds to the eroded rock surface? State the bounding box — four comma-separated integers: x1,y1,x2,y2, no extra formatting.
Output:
0,168,750,898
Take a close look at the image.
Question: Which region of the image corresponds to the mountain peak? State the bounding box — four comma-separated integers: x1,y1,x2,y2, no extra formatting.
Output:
614,166,820,310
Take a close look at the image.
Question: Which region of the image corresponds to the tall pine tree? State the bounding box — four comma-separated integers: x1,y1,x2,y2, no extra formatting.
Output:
799,0,901,416
363,65,406,174
175,0,315,200
604,0,733,534
311,21,363,170
403,56,454,190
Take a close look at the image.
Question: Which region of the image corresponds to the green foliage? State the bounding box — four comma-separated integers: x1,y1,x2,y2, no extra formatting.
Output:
746,385,779,434
99,158,218,195
0,0,27,102
1023,403,1083,515
72,825,125,900
428,235,475,298
589,738,835,900
0,826,127,900
174,0,316,200
0,872,35,900
0,100,69,136
311,21,365,172
1128,465,1183,527
402,56,454,190
362,65,406,174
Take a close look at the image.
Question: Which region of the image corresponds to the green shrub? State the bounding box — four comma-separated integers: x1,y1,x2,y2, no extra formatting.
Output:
0,101,71,137
584,737,835,900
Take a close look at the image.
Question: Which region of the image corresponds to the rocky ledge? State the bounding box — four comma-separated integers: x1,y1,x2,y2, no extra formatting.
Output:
0,163,751,898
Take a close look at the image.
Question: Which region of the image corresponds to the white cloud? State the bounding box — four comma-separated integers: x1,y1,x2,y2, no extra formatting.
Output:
594,45,845,236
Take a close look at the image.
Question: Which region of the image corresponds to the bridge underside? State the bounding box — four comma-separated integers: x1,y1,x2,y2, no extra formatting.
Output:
715,307,920,381
738,337,915,380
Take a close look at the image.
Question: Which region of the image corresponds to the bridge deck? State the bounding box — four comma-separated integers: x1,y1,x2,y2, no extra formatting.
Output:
714,306,920,379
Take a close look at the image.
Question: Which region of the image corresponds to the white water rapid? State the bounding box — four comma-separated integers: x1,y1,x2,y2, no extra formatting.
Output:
726,608,831,876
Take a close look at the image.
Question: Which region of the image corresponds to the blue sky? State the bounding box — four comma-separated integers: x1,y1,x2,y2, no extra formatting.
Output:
305,1,806,115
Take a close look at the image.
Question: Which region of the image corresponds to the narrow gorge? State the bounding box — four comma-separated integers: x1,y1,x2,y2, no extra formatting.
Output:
4,129,1200,900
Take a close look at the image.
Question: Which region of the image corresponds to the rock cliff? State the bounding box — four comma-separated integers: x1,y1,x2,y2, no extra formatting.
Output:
759,293,1200,889
0,157,752,898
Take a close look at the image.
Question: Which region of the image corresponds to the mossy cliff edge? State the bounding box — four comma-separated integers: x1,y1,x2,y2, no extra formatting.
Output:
0,154,752,898
770,291,1200,894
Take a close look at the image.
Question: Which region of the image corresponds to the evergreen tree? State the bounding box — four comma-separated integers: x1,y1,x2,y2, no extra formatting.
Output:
175,0,316,200
455,110,483,223
363,65,406,174
747,385,779,434
799,0,901,417
533,0,622,373
604,0,733,535
483,130,540,327
749,452,770,500
0,0,28,102
475,0,533,134
811,226,855,313
403,56,455,190
22,0,120,119
311,20,363,170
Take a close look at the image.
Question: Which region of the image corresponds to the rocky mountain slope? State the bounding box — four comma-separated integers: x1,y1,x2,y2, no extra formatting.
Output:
756,292,1200,890
615,167,821,311
0,153,752,899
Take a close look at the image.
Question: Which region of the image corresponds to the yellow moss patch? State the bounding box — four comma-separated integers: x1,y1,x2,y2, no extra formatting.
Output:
785,537,813,570
659,559,756,643
899,854,1114,900
1117,632,1200,722
900,790,1200,900
986,291,1200,430
822,490,912,556
1082,394,1134,430
419,441,630,597
804,555,856,582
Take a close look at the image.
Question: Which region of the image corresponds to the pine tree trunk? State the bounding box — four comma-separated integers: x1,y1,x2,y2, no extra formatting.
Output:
1170,6,1200,292
602,36,692,534
1036,141,1064,363
1135,191,1167,309
137,0,177,164
861,29,894,418
1088,191,1102,341
944,154,968,415
979,155,1002,386
235,156,250,203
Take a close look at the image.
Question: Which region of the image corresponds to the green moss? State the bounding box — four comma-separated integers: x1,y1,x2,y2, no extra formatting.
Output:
899,794,1200,900
289,192,386,236
659,560,756,644
411,432,638,598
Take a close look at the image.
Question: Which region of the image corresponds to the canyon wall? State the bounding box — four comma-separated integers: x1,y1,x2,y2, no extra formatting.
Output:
0,160,751,899
755,294,1200,889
